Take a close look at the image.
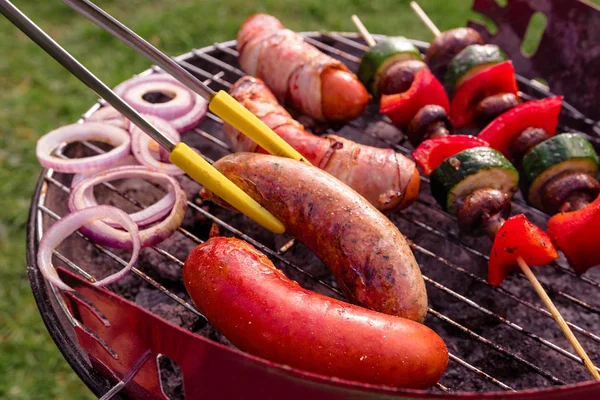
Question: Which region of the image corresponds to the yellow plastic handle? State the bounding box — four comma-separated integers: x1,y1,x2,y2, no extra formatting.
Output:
169,142,285,234
209,90,311,165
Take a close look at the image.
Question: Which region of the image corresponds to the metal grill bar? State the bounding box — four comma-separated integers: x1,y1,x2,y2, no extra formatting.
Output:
191,49,245,77
410,236,600,343
35,33,600,395
447,353,514,392
426,305,563,384
407,201,600,314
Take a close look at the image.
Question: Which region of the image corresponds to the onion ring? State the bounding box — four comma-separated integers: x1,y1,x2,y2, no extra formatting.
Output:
130,115,184,175
70,156,175,228
71,155,139,187
36,122,131,174
37,205,140,291
86,106,130,130
114,74,207,132
68,166,187,249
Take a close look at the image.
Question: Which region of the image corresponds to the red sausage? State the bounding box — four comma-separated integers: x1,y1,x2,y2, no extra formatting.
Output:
183,237,448,389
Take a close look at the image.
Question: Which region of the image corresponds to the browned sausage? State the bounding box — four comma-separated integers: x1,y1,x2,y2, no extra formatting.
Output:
210,152,428,322
184,236,448,389
224,76,420,212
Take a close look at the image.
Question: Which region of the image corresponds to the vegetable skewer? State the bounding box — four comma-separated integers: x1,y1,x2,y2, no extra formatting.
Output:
411,1,520,129
480,99,600,274
352,15,451,146
410,2,600,381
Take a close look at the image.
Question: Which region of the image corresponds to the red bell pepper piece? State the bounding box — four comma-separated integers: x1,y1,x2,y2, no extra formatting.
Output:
380,68,450,129
450,61,518,129
478,96,563,158
547,195,600,274
488,214,558,287
412,135,490,176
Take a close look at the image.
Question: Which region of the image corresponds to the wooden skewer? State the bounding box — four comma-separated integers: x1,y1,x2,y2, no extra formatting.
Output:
408,0,600,381
518,257,600,380
410,1,441,37
351,14,376,47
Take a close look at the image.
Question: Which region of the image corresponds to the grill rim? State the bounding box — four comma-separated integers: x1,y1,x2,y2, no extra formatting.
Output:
25,33,600,399
26,175,112,399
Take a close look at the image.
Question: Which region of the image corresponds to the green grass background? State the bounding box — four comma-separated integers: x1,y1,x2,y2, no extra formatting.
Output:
0,1,593,398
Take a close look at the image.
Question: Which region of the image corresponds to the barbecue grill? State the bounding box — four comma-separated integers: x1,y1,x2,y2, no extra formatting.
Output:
24,19,600,400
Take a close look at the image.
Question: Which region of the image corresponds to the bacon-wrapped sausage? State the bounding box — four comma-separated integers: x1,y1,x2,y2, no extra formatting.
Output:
237,14,369,122
224,76,420,212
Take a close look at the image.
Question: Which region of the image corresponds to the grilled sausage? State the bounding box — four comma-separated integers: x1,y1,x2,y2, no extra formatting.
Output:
183,237,448,389
210,153,428,322
224,76,420,212
237,13,369,122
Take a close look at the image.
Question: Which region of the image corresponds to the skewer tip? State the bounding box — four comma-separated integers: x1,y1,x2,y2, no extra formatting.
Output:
350,14,377,47
517,256,600,381
410,1,442,37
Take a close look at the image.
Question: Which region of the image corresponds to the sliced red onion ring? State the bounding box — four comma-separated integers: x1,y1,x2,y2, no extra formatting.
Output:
114,74,207,132
36,122,131,174
69,166,187,249
130,115,184,176
86,106,130,130
71,154,139,187
37,205,140,291
70,156,175,228
122,81,194,117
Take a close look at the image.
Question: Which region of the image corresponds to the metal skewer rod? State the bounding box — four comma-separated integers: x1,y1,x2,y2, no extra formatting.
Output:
351,15,376,47
0,0,175,151
0,0,285,234
409,0,600,381
61,0,215,101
